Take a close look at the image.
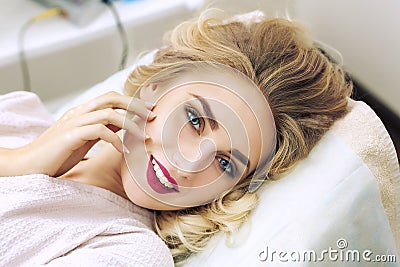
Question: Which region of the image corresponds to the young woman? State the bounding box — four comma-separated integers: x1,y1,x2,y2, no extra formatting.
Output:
0,10,352,266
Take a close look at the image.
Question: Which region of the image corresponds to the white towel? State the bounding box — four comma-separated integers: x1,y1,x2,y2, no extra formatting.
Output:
0,91,54,148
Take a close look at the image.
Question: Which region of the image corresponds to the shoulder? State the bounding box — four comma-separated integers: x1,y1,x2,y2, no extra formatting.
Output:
47,219,174,267
1,175,173,266
119,226,174,267
103,219,174,266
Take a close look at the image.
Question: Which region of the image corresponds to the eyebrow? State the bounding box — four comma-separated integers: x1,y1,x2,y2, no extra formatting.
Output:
230,149,250,170
190,94,219,130
190,93,251,171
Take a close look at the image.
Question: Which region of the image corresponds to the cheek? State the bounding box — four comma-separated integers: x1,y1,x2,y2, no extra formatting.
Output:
144,119,161,140
145,110,191,148
177,125,204,161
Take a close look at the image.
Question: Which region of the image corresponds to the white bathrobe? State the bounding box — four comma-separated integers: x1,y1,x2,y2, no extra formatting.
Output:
0,91,173,266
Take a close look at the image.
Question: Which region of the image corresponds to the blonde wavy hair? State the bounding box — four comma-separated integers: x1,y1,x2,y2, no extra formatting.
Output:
124,10,353,265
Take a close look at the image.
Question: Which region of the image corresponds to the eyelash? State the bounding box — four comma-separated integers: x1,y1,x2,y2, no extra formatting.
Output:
185,106,236,178
217,156,236,178
185,106,204,133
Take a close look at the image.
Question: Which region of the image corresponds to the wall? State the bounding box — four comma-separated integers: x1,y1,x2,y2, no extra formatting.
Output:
290,0,400,116
205,0,400,116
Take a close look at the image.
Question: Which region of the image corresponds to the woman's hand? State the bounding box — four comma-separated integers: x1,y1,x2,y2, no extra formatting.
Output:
16,91,155,177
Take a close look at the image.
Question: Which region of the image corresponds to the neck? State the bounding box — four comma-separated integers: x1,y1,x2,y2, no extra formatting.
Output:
62,143,128,199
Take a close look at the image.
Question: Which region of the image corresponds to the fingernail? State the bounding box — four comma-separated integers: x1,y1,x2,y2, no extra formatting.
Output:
145,134,151,140
148,111,157,119
123,144,130,154
145,101,156,109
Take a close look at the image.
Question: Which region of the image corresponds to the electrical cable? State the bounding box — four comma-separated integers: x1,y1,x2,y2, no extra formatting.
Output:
18,8,64,92
103,0,130,70
19,2,128,92
19,20,34,92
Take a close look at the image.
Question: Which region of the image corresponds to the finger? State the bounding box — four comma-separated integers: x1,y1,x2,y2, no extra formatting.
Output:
144,101,156,110
76,124,124,153
127,98,157,121
60,104,85,122
73,108,148,139
78,91,156,120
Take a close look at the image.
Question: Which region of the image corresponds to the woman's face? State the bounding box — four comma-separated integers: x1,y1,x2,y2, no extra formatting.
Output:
121,69,275,210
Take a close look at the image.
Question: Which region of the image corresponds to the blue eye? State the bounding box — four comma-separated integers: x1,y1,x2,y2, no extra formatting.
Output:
186,107,202,132
218,157,235,177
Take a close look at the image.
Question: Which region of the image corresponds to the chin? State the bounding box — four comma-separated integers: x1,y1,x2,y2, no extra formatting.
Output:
121,168,182,211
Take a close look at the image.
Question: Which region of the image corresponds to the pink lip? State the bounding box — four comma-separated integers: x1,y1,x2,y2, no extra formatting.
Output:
146,155,179,194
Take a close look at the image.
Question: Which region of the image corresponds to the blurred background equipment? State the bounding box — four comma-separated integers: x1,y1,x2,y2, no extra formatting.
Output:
32,0,106,26
21,0,129,93
0,0,202,109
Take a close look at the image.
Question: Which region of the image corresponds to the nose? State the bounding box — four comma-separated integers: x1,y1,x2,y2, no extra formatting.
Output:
172,137,217,174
